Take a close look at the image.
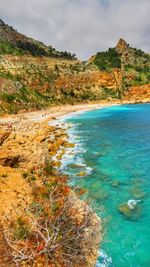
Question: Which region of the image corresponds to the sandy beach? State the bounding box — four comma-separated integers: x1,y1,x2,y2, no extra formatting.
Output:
0,101,121,125
0,101,103,266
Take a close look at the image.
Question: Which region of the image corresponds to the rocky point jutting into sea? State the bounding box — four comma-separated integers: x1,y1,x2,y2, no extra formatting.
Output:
0,17,150,266
0,105,103,266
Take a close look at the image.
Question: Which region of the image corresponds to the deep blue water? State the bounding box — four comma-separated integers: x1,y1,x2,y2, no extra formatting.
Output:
62,104,150,267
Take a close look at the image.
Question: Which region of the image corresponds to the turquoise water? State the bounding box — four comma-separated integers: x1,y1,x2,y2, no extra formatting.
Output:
62,104,150,267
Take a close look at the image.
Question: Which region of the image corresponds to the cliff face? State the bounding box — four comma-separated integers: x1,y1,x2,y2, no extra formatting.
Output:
124,84,150,103
115,38,150,67
0,53,118,114
0,20,150,113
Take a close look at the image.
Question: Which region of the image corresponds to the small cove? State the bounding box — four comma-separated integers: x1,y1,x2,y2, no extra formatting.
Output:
60,103,150,267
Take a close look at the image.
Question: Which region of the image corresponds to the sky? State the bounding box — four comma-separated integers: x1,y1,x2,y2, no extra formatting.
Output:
0,0,150,60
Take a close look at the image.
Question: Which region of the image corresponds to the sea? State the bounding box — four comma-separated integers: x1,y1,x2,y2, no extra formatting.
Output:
60,103,150,267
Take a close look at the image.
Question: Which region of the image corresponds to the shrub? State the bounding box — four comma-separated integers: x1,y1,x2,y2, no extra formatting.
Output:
2,151,98,267
0,41,23,55
13,218,30,240
94,48,121,70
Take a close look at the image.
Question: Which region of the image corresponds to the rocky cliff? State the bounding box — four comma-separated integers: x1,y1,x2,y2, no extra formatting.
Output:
0,20,150,111
0,117,101,266
0,19,149,266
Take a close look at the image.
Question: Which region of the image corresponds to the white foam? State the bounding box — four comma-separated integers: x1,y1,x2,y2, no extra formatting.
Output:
55,120,91,176
127,199,141,210
85,166,93,175
96,250,112,267
52,110,97,178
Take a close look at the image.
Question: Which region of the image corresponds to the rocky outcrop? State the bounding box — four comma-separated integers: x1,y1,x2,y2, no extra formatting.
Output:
115,38,129,54
123,84,150,103
68,194,101,267
0,54,80,95
0,118,101,266
0,19,150,113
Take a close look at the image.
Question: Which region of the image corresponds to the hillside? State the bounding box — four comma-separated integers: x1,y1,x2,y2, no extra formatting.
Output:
0,19,76,59
89,38,150,70
91,39,149,86
0,19,149,267
0,20,150,115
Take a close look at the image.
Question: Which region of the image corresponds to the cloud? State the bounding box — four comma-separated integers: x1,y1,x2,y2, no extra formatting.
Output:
0,0,149,59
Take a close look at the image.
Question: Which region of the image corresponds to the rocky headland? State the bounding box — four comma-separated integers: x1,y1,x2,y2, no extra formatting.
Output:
0,18,149,266
0,105,103,266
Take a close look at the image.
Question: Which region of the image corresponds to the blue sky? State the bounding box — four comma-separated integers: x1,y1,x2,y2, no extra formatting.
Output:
0,0,149,59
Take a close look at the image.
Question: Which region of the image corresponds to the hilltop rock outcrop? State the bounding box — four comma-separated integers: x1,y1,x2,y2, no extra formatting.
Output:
0,19,150,113
115,38,129,54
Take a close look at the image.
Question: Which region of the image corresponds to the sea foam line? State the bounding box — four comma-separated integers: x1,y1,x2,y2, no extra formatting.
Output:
55,116,94,177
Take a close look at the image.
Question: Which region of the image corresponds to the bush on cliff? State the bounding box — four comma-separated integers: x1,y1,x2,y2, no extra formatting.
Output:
93,48,121,71
3,163,96,266
0,40,23,55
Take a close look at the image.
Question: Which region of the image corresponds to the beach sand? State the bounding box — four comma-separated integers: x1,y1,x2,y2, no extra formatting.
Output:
0,101,121,125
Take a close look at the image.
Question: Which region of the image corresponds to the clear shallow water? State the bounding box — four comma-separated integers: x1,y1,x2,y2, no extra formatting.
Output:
62,104,150,267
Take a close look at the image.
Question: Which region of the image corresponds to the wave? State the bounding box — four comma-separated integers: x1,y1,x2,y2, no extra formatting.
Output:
57,120,93,177
96,250,112,267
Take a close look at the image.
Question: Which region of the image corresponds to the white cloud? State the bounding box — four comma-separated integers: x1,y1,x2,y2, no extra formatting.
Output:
0,0,149,59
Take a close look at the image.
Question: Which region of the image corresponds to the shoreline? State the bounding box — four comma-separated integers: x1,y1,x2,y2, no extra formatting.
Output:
0,101,121,125
0,99,149,125
0,102,103,266
0,101,149,266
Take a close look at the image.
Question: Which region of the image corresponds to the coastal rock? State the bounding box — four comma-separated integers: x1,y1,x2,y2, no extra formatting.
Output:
68,194,101,267
0,166,32,220
118,200,141,220
124,84,150,103
0,151,23,167
68,163,84,169
130,186,147,199
92,190,109,201
0,117,101,267
111,180,121,187
77,171,87,177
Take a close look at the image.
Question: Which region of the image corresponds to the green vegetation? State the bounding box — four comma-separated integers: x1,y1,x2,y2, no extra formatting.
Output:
0,18,76,59
93,48,121,71
13,217,30,240
0,40,23,55
0,84,51,114
133,48,150,60
4,163,93,266
16,40,48,56
124,65,150,88
0,18,150,111
101,86,119,99
0,39,77,59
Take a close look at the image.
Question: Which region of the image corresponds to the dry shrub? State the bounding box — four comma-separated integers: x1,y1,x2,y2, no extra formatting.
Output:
3,173,98,267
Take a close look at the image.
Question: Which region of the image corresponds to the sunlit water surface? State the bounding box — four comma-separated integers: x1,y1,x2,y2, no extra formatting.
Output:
60,104,150,267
